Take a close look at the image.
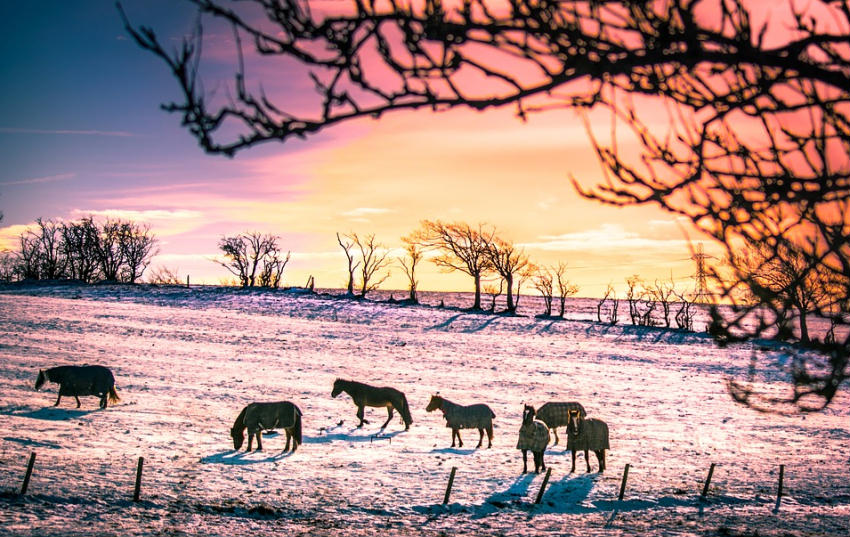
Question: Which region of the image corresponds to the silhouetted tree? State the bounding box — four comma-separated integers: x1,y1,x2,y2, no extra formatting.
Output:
119,221,159,283
216,232,279,287
414,220,495,310
597,283,619,325
398,236,423,303
126,0,850,409
336,232,360,296
93,219,126,282
62,217,100,282
533,267,554,317
487,237,530,313
553,262,579,318
30,218,66,280
353,233,391,298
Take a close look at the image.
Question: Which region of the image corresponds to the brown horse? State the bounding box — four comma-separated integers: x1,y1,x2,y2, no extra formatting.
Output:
426,394,495,448
566,409,609,473
231,401,302,453
331,379,412,430
516,405,550,474
35,365,119,409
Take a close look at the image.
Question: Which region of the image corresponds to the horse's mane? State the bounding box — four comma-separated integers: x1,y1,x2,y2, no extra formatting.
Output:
231,405,249,432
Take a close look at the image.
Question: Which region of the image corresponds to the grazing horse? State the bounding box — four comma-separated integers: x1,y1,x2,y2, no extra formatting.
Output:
535,401,587,446
35,365,119,409
426,394,495,448
516,404,550,474
331,379,412,431
566,409,609,473
231,401,303,453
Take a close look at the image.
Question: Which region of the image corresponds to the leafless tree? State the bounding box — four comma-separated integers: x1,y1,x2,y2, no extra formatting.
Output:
483,280,503,313
216,232,279,287
533,267,554,317
29,218,67,280
553,262,579,318
125,0,850,409
352,233,391,298
673,288,696,332
414,220,495,310
651,279,676,329
258,249,291,288
62,217,100,283
93,219,127,282
119,221,159,283
597,283,619,325
17,232,42,280
0,250,15,282
398,236,423,303
487,237,530,313
336,232,360,296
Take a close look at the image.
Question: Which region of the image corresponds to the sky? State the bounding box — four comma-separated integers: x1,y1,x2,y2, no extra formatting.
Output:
0,0,720,297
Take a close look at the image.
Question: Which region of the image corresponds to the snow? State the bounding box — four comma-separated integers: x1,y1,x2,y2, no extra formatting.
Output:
0,282,847,536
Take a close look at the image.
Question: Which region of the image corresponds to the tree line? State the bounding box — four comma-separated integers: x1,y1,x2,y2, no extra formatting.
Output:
0,216,158,284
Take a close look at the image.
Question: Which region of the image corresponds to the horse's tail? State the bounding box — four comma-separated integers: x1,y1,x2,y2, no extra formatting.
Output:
292,407,303,448
399,393,413,428
108,385,120,404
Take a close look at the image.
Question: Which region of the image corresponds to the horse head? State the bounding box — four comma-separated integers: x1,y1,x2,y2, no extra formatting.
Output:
230,426,245,450
331,378,345,398
34,369,47,391
425,394,443,412
522,404,536,425
567,409,583,435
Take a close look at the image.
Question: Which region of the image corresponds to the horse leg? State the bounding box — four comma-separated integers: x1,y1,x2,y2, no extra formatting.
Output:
485,425,493,448
100,395,107,409
54,393,62,407
570,450,577,473
552,428,559,446
450,429,457,448
74,395,81,408
247,433,254,452
284,430,291,452
476,428,483,449
585,449,591,473
597,450,606,472
456,429,463,447
356,405,368,427
380,407,394,430
522,449,528,474
256,431,263,451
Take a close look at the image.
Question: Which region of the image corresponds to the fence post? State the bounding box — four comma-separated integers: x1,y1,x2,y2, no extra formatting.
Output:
701,463,716,499
618,463,630,501
443,467,457,505
186,275,190,288
20,452,36,495
777,464,785,500
133,456,145,502
534,467,552,505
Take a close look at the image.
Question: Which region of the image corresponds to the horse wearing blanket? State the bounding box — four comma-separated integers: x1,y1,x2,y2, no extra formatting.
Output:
331,379,412,431
231,401,302,453
566,409,609,473
35,365,119,409
534,401,586,446
426,394,495,448
516,404,550,474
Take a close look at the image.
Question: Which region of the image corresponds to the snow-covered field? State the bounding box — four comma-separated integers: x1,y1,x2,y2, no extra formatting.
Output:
0,283,847,536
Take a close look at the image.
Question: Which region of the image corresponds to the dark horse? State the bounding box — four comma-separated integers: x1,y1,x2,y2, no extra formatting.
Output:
516,404,550,474
231,401,303,453
331,378,412,430
35,365,119,409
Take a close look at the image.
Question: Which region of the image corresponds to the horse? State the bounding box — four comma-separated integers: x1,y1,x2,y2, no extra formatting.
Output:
534,401,587,446
426,394,495,448
566,408,609,473
231,401,302,453
35,365,119,409
516,404,550,474
331,379,412,431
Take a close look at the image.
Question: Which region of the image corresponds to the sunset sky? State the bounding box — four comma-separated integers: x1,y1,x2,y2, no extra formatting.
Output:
0,1,720,297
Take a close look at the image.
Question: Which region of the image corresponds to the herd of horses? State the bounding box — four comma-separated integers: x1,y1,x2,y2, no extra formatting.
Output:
33,365,610,474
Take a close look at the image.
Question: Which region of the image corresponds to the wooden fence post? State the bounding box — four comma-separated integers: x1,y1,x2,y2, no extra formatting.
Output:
20,452,36,495
133,456,144,502
777,464,785,500
701,463,716,499
534,468,552,505
443,467,457,505
618,463,630,501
